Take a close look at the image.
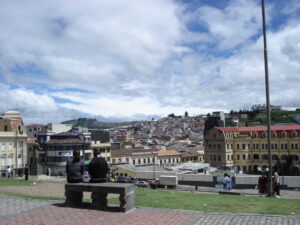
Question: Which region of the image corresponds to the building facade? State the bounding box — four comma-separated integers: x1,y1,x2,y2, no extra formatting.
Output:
0,111,27,176
205,125,300,174
40,131,86,174
90,141,111,163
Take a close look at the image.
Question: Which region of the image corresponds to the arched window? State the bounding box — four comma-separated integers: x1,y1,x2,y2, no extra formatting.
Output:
262,154,268,160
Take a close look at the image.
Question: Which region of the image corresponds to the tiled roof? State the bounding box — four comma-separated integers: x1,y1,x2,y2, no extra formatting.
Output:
51,131,74,136
157,150,180,156
217,125,300,132
45,139,85,145
111,149,155,157
27,124,44,127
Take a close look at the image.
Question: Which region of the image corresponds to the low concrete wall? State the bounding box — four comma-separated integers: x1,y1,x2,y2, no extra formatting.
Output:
136,172,300,188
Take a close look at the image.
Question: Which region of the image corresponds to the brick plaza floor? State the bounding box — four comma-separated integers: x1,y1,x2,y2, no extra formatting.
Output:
0,195,300,225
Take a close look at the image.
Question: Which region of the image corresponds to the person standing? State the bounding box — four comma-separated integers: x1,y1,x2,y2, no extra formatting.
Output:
273,171,280,196
47,167,52,176
66,150,84,183
88,150,109,183
226,175,233,190
7,166,12,178
223,173,230,190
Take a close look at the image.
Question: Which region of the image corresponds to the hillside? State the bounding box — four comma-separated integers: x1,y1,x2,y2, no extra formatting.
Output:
226,110,300,127
61,117,137,129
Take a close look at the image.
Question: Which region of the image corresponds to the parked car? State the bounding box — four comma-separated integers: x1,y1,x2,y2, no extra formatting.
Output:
136,181,150,188
116,177,129,183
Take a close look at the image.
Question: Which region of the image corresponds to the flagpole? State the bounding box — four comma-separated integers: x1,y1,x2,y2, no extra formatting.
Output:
260,0,273,197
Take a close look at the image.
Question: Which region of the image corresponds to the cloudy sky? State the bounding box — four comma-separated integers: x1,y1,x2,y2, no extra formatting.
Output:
1,0,300,124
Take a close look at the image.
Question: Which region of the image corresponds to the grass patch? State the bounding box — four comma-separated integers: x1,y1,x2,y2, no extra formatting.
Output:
132,189,300,215
1,186,300,215
0,178,42,186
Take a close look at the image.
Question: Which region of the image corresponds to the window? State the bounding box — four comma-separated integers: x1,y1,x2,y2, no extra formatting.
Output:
281,143,284,149
133,159,135,164
285,143,288,149
209,144,212,150
1,143,5,152
242,154,246,160
9,143,12,151
218,155,221,161
295,144,298,150
213,155,216,161
4,125,8,131
237,155,240,160
217,144,221,150
242,144,245,149
237,144,240,150
227,155,230,160
253,154,259,160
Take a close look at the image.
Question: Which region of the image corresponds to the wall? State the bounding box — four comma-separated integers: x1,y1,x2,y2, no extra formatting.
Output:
136,171,300,188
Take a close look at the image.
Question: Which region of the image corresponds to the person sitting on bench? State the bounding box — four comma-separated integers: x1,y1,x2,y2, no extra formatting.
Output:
66,150,84,183
88,150,109,183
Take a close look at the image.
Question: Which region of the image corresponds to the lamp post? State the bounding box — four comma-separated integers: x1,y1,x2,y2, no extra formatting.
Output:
260,0,273,197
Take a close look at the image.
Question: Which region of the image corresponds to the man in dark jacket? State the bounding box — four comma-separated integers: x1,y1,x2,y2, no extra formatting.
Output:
88,150,109,183
66,150,84,183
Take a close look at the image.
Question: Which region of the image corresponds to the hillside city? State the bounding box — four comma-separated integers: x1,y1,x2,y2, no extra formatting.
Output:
1,105,300,180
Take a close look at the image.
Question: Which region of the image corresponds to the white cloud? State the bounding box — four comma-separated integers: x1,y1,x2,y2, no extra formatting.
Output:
0,0,300,124
195,0,262,50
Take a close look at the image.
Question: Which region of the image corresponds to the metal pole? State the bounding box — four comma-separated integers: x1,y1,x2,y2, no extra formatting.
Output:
261,0,273,197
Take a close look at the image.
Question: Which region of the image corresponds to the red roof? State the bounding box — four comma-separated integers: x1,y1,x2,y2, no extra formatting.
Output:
217,125,300,132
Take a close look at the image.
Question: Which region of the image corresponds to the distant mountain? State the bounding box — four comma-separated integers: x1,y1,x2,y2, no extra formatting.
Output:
92,113,162,123
61,117,139,129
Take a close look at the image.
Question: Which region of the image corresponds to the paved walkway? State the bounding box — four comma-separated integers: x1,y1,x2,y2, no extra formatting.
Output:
0,195,300,225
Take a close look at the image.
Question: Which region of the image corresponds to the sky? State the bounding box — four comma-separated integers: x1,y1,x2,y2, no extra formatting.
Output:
0,0,300,124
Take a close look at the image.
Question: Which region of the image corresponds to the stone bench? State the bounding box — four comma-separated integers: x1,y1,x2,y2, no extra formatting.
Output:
65,183,135,213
